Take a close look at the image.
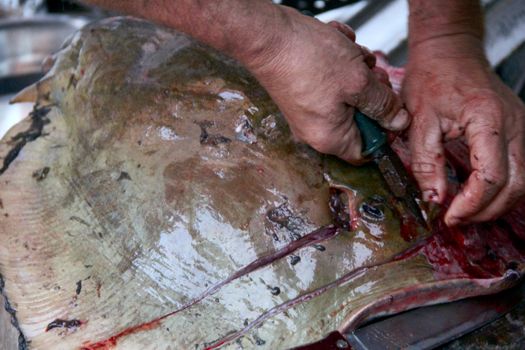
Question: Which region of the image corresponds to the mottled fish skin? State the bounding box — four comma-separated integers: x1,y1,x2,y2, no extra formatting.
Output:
0,17,524,350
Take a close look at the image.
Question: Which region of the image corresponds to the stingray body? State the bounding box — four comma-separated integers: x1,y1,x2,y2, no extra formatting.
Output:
0,17,524,350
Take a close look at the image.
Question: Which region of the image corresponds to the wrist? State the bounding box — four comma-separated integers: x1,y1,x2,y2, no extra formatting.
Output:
407,0,485,59
408,33,487,64
231,5,297,76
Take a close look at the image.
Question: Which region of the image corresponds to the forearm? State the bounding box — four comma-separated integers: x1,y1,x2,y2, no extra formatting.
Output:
82,0,289,69
407,0,485,57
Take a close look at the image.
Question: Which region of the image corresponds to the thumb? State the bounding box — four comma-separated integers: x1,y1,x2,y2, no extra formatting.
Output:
350,69,410,131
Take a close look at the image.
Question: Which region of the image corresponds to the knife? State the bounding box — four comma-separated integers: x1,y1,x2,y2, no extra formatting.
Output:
353,111,427,227
346,279,525,349
293,280,525,350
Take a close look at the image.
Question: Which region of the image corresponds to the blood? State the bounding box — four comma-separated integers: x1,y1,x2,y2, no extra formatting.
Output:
419,198,525,280
392,238,428,261
412,211,521,280
329,188,350,230
399,216,419,242
290,331,352,350
81,321,161,350
387,137,525,280
81,225,338,349
203,339,227,350
85,138,525,349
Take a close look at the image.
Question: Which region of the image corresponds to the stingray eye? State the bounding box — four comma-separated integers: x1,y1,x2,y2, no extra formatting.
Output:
360,202,385,221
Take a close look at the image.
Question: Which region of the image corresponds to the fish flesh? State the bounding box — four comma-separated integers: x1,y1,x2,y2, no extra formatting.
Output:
0,17,524,350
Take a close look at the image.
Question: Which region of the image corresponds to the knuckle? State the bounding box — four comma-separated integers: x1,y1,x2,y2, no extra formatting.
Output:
375,90,396,119
474,121,502,136
350,67,371,92
463,93,505,127
470,91,504,112
477,169,506,190
479,96,504,117
411,162,436,176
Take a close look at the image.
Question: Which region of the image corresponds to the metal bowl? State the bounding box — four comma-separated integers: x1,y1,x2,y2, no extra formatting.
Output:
0,15,88,138
0,15,88,93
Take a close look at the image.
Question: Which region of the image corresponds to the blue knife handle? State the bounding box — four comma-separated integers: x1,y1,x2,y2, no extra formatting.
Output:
354,111,387,157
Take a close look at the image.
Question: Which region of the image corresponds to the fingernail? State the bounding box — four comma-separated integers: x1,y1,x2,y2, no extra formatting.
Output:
445,215,462,227
389,109,410,130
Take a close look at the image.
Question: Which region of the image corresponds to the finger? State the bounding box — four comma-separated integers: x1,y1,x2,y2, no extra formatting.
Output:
409,108,448,204
462,142,525,222
372,51,389,69
336,113,365,164
445,111,508,226
372,66,391,87
359,45,376,69
292,106,364,164
323,105,364,164
328,21,356,42
372,51,404,93
349,68,410,131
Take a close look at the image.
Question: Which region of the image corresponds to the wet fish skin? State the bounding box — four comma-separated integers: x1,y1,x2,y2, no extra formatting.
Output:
0,17,524,350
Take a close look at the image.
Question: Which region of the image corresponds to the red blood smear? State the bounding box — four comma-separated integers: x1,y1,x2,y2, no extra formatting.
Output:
203,339,227,350
400,216,419,242
81,225,338,350
81,321,160,350
420,203,525,280
83,141,525,349
290,331,352,350
501,204,525,241
400,138,525,279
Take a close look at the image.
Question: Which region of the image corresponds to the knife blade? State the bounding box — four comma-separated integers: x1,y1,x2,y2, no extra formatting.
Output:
353,111,427,227
292,280,525,350
346,280,525,349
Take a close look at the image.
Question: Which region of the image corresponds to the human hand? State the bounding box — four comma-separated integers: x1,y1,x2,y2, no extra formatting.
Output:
403,35,525,226
242,9,409,163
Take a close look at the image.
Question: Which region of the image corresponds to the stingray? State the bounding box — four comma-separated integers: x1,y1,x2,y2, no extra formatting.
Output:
0,17,524,350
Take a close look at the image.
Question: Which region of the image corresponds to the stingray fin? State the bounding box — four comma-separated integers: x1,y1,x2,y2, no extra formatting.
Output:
10,76,54,104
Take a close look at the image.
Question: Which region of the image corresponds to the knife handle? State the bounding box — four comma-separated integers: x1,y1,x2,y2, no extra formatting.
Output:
354,110,387,157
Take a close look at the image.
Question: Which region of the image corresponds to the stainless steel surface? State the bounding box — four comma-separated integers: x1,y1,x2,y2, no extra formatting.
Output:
0,0,44,18
374,145,427,228
0,93,32,138
0,15,87,79
317,0,525,68
0,15,88,138
346,280,525,350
